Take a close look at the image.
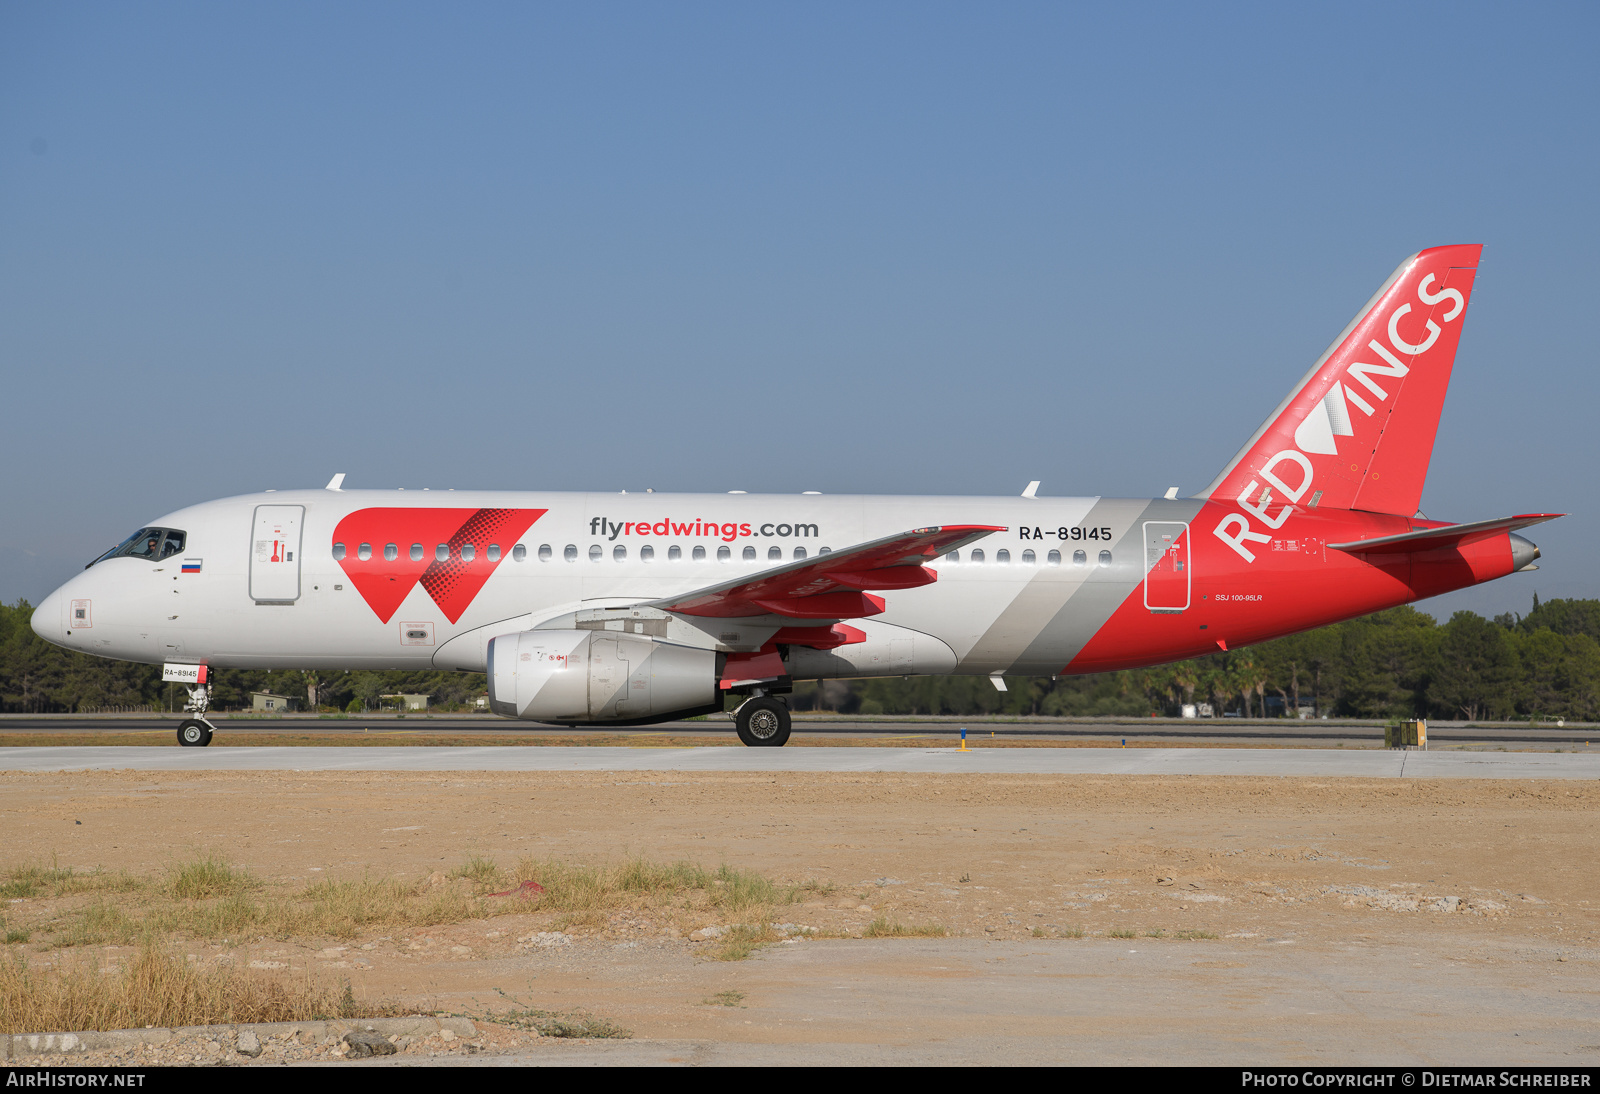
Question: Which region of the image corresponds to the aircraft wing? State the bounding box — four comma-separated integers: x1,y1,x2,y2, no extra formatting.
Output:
1327,513,1563,555
647,525,1004,620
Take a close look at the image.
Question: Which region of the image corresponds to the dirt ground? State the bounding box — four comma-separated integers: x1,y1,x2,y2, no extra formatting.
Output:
3,769,1597,1063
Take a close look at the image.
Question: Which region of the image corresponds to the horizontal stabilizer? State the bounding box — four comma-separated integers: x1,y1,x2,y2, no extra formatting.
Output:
1327,513,1563,555
648,525,1002,620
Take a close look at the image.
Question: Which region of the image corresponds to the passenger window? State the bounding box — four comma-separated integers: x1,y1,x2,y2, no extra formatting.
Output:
589,544,602,562
1047,549,1060,566
996,549,1010,565
717,546,731,562
358,543,372,561
819,547,831,555
768,546,782,560
613,544,627,561
564,544,578,562
535,544,549,562
1022,549,1035,564
512,544,527,562
488,544,502,562
410,544,424,562
1098,550,1112,567
1072,550,1086,566
946,551,959,563
793,546,806,560
461,543,476,562
971,549,985,564
641,545,655,562
435,544,449,562
668,545,682,561
384,544,398,562
743,546,757,561
332,543,346,561
693,546,707,561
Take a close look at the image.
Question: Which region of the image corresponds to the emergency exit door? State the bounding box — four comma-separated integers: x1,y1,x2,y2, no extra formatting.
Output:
1143,521,1190,612
250,505,304,602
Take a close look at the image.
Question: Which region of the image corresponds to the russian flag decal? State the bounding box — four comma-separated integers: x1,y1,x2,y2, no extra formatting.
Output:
181,559,203,574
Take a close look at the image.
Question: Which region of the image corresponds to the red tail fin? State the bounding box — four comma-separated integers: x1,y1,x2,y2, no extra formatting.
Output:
1200,245,1481,517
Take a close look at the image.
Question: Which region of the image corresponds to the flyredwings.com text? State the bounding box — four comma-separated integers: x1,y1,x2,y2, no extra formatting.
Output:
589,517,819,543
1213,270,1467,564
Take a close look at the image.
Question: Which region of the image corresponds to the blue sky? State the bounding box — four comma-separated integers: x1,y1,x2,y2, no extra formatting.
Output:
2,2,1596,621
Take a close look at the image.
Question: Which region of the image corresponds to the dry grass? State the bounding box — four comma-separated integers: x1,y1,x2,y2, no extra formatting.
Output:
481,993,631,1039
36,876,489,948
515,856,800,913
167,853,256,900
7,853,823,958
448,855,503,887
0,942,389,1035
707,924,783,961
509,855,818,946
4,855,496,949
506,855,830,959
2,861,142,901
862,916,947,938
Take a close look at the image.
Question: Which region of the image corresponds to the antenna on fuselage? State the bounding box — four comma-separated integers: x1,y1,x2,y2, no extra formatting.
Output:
1021,481,1040,499
325,473,346,491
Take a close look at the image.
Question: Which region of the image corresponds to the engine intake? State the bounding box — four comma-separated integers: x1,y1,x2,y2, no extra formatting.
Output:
486,629,718,724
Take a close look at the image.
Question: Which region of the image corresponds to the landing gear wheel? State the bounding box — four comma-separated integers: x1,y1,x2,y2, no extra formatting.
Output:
735,697,791,747
177,719,213,747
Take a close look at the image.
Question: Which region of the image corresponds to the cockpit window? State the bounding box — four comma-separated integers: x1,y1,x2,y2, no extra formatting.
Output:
88,527,187,567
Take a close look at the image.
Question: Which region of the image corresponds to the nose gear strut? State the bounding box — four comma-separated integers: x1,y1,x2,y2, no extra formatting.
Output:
177,685,216,747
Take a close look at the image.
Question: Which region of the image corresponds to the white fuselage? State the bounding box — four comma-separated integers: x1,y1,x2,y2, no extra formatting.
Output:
34,487,1169,679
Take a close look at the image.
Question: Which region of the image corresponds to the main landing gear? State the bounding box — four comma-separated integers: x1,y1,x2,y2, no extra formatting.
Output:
735,695,791,747
177,683,215,747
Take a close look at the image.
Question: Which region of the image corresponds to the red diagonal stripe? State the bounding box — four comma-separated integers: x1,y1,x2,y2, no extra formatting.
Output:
418,508,547,623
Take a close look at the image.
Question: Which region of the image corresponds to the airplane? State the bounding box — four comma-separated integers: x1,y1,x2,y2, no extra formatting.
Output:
31,244,1560,747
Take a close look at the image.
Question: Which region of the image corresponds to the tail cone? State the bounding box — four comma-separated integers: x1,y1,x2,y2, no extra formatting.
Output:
1509,533,1541,572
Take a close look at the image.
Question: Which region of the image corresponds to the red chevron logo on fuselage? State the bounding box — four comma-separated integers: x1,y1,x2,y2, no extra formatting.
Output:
332,507,547,623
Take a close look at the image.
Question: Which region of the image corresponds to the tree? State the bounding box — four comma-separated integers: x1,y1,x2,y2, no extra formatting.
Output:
1521,598,1600,642
1432,611,1519,721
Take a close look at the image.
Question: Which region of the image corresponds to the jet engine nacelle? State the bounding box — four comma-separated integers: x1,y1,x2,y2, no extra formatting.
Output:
486,629,719,724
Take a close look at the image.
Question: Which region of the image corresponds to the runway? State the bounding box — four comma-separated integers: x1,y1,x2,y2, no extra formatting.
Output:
2,715,1596,749
4,745,1598,777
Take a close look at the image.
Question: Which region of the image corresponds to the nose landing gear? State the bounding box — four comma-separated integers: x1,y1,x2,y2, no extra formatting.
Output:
177,719,213,747
735,695,791,747
176,683,215,747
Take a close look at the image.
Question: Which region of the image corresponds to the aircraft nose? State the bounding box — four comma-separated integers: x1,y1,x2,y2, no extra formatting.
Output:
31,586,64,645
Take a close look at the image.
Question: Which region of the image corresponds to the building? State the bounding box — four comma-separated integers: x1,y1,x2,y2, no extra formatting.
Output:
250,691,300,713
380,693,430,712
